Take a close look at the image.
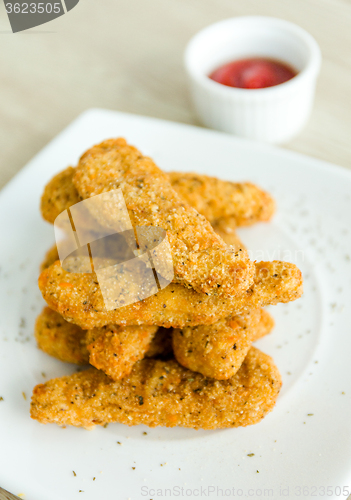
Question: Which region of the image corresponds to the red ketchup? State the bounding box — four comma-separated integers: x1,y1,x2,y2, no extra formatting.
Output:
209,57,297,89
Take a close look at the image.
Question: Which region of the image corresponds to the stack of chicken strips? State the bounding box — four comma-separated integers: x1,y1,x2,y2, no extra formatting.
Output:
30,138,303,430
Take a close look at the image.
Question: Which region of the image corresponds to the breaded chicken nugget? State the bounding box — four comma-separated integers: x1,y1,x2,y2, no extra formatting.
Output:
35,307,89,365
85,324,158,381
39,219,245,274
172,308,273,380
35,307,271,380
36,309,159,379
168,172,275,226
41,167,81,224
71,138,254,298
35,308,171,367
85,308,272,381
254,308,275,341
30,347,282,429
41,167,274,228
40,244,60,272
38,260,302,329
212,221,246,251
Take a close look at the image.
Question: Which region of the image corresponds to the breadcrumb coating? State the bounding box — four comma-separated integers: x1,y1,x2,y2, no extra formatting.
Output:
40,244,60,272
34,305,272,381
212,221,246,251
35,308,172,367
41,167,81,225
35,305,273,380
168,172,275,226
70,138,254,298
254,309,275,341
40,167,274,228
86,324,158,381
30,347,282,429
172,308,274,380
38,260,302,329
39,218,245,274
35,307,89,365
34,142,289,432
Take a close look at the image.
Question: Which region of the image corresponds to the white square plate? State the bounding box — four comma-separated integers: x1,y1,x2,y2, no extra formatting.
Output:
0,109,351,500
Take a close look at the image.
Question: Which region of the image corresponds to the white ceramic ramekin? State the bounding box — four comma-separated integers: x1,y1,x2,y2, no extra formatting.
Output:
184,16,322,143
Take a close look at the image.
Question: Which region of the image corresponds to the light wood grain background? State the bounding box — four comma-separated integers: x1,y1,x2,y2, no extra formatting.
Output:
0,2,350,497
0,486,22,500
0,0,350,190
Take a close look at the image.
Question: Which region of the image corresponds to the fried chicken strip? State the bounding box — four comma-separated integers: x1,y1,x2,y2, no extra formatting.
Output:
41,167,80,225
172,308,274,380
212,222,246,251
38,260,302,329
168,172,275,226
30,347,281,429
254,308,275,341
35,307,160,378
35,307,89,365
40,244,61,272
85,324,158,380
41,167,274,228
35,305,272,381
40,219,245,273
70,138,254,298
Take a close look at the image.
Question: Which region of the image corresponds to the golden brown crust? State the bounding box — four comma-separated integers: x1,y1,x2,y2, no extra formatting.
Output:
213,221,246,251
40,167,81,224
35,307,89,365
168,172,275,226
172,308,270,380
35,306,273,381
71,138,254,298
30,347,282,429
40,244,59,272
35,307,171,369
253,309,275,341
34,144,288,432
40,168,274,228
39,221,246,282
86,324,158,381
38,260,302,329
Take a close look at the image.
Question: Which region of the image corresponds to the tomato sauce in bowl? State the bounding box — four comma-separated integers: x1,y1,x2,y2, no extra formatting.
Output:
209,57,297,89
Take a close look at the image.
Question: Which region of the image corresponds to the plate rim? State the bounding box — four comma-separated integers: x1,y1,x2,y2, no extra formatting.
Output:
0,108,351,500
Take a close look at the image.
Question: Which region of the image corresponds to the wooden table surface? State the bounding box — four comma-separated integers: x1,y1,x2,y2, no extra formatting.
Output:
0,0,350,190
0,2,350,497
